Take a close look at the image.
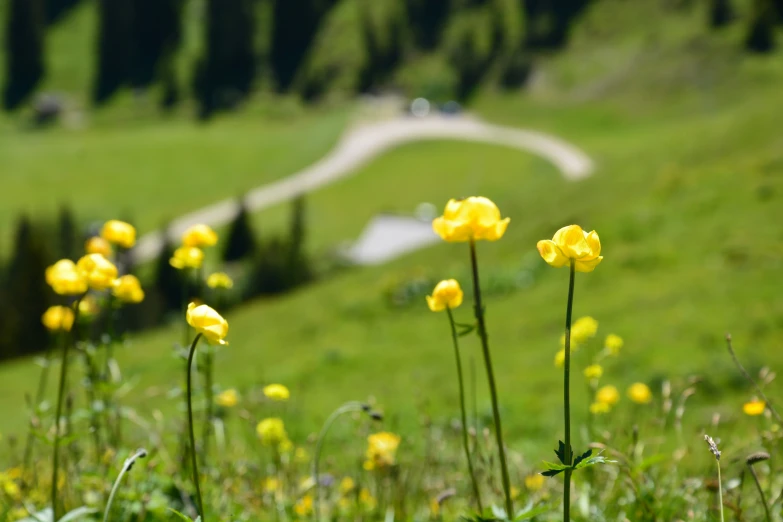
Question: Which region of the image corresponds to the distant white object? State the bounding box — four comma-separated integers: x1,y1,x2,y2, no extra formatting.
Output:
410,98,430,117
415,202,437,222
344,215,439,265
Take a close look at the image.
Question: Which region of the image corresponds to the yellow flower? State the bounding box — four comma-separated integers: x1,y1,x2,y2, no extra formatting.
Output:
46,259,88,295
170,246,204,270
41,306,74,332
340,477,355,494
101,220,136,248
430,497,441,518
525,473,545,491
79,295,100,319
596,385,620,406
364,432,401,470
263,384,290,401
295,447,309,463
215,389,239,407
186,302,229,345
536,225,603,273
207,272,234,289
262,477,280,493
294,495,313,517
605,334,623,355
182,224,218,248
256,418,287,446
112,275,144,303
432,197,510,242
278,437,294,454
426,279,464,312
589,402,611,415
85,236,112,257
743,399,765,416
584,364,603,380
571,316,598,345
77,253,118,291
359,488,377,510
554,349,565,368
627,383,652,404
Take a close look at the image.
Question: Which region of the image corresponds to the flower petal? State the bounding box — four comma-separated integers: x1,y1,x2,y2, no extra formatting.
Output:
575,256,603,273
536,240,569,267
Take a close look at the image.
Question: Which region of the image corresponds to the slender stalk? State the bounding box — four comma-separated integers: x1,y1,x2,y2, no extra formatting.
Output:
563,261,576,522
446,307,484,513
313,401,371,521
102,448,147,522
201,349,215,465
725,334,782,424
748,464,772,522
51,296,84,520
717,461,725,522
468,239,513,518
22,333,60,479
186,333,206,521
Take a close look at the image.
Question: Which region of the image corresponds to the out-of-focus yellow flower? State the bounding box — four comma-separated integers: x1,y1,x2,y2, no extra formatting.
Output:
207,272,234,289
584,364,603,380
572,316,598,345
278,438,293,454
605,334,623,355
430,496,441,517
743,399,765,416
85,236,112,257
186,302,228,345
256,418,287,446
215,389,238,407
510,486,521,500
264,384,290,401
525,474,545,491
112,275,144,303
554,349,566,368
42,306,74,332
294,495,313,517
426,279,464,312
262,477,280,493
596,385,620,406
537,225,602,273
77,253,118,291
78,295,100,320
0,472,20,500
359,488,377,510
628,383,652,404
46,259,88,295
338,497,351,511
340,477,355,494
590,402,611,415
294,447,309,463
364,432,400,470
170,246,204,270
182,224,218,248
432,197,510,242
101,220,136,249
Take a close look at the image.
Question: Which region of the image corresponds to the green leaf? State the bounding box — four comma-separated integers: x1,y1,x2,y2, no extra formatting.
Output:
554,440,572,465
541,460,568,477
457,323,477,337
58,506,98,522
572,448,592,467
167,508,194,521
574,454,616,470
513,504,553,520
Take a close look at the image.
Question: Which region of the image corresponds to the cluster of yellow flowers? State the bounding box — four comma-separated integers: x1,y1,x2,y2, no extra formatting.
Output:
363,431,401,471
170,224,218,270
590,382,653,414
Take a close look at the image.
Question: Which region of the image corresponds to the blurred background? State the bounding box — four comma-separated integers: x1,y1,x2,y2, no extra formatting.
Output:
0,0,782,443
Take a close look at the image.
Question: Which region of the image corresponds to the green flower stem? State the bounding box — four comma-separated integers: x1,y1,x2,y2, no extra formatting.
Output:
446,307,484,513
563,260,576,522
201,348,215,465
51,296,84,520
469,239,513,518
748,463,771,522
186,333,206,522
102,448,147,522
313,401,369,521
717,461,725,522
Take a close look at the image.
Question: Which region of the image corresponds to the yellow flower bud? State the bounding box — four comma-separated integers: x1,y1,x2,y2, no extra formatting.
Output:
432,197,510,242
572,316,598,345
743,399,765,416
186,302,228,345
170,246,204,270
589,402,611,415
554,349,565,368
605,334,623,355
215,389,239,407
76,253,118,291
85,236,112,257
207,272,234,289
627,383,652,405
364,432,400,470
263,384,290,401
584,364,603,380
256,418,287,446
112,275,144,303
525,473,545,491
41,306,74,332
340,477,355,494
596,385,620,406
294,495,314,517
182,224,218,248
101,220,136,248
426,279,464,312
46,259,88,296
537,225,602,273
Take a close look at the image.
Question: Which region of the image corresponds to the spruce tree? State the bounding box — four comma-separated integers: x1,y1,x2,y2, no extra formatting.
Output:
286,196,312,286
45,0,83,25
709,0,734,28
3,0,46,111
358,0,406,92
153,234,182,313
746,0,776,52
130,0,182,88
223,199,257,263
403,0,452,50
57,204,78,260
92,0,134,104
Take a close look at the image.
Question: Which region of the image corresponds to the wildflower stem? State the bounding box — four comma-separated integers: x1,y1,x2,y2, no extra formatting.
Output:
563,260,576,522
313,401,369,521
186,333,206,522
446,307,484,514
725,334,782,424
468,239,513,518
201,349,215,466
748,464,771,522
51,295,84,520
102,448,147,522
717,460,725,522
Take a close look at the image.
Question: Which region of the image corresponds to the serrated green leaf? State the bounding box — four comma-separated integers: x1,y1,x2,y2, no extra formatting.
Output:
573,448,592,467
542,460,569,471
541,468,565,477
167,508,194,521
554,440,573,465
513,504,553,520
574,455,616,470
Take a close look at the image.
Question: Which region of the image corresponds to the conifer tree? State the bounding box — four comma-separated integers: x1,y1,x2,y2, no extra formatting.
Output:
746,0,777,52
223,199,257,263
92,0,134,104
130,0,182,88
3,0,46,110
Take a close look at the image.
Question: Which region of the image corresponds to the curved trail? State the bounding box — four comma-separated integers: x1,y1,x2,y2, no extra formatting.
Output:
132,114,593,263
